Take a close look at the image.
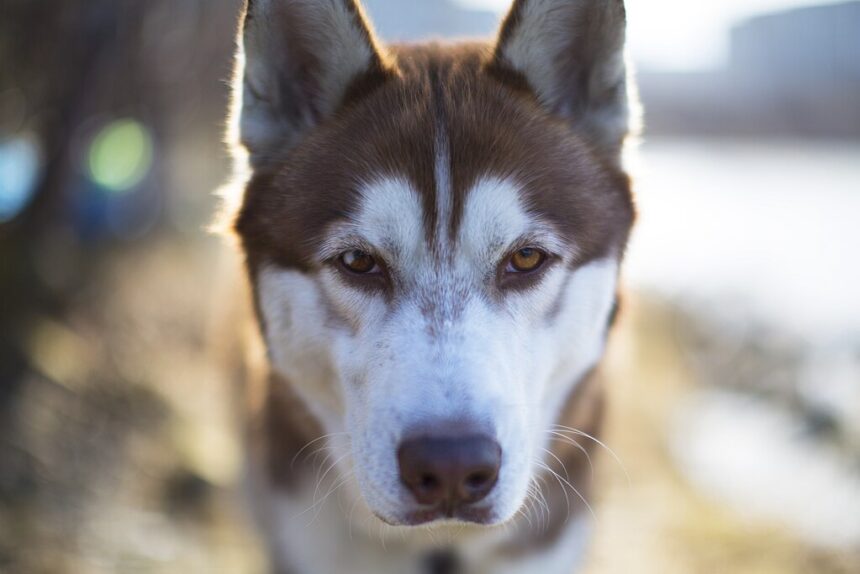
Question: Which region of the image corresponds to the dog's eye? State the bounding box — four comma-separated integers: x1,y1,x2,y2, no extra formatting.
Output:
507,248,547,273
340,250,379,274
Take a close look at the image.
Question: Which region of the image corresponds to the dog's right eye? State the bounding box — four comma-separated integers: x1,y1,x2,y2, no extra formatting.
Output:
340,250,380,275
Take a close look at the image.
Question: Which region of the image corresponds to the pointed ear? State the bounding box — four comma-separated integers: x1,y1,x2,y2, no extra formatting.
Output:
235,0,392,167
491,0,633,160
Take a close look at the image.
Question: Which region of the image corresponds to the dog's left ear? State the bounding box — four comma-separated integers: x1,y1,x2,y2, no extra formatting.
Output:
236,0,392,168
491,0,632,160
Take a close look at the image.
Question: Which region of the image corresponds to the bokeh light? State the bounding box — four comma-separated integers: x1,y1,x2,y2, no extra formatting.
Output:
86,119,153,193
0,135,40,223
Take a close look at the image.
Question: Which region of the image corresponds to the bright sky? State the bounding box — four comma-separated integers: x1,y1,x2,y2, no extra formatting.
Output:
457,0,841,70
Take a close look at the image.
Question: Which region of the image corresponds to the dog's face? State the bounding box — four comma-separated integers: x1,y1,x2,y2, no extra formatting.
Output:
232,0,633,528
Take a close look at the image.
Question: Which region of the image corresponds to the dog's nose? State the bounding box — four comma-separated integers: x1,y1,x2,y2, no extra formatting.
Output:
397,434,501,511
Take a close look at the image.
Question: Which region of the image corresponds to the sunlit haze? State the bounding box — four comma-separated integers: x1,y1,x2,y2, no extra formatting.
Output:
457,0,844,70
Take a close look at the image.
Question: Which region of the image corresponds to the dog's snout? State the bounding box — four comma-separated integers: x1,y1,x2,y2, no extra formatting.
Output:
397,434,501,512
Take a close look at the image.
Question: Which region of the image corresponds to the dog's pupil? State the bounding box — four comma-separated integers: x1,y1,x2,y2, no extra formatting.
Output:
344,250,374,272
513,248,541,271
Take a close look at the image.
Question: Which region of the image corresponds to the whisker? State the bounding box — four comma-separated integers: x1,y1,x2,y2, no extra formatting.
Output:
520,484,537,530
311,452,351,508
521,499,535,531
298,467,354,522
291,432,350,470
551,425,630,486
532,474,551,531
545,432,595,481
380,521,388,551
537,458,596,523
348,496,361,542
535,459,572,525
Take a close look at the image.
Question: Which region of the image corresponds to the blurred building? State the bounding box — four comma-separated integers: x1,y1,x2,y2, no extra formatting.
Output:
732,1,860,83
639,1,860,138
363,0,497,42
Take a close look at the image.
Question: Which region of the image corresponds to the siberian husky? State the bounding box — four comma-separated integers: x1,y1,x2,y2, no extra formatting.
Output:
224,1,636,572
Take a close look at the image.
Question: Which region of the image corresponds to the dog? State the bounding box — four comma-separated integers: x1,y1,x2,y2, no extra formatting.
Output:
224,1,636,572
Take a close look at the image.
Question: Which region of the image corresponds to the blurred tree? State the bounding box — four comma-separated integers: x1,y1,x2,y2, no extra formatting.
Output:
0,0,240,405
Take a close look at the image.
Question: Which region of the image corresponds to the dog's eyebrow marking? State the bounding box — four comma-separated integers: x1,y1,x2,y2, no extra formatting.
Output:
459,177,526,254
326,176,425,263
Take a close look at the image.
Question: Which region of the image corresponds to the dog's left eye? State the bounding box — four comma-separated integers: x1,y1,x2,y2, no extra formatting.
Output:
506,248,548,273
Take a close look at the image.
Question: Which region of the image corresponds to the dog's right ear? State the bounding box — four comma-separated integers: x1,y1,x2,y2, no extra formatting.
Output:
235,0,392,168
491,0,631,162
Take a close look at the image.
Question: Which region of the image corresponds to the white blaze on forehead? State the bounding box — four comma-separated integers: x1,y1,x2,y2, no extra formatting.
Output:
459,176,567,263
355,177,424,251
460,177,529,255
318,176,425,264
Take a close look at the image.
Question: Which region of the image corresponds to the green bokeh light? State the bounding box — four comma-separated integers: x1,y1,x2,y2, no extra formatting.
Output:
87,119,153,193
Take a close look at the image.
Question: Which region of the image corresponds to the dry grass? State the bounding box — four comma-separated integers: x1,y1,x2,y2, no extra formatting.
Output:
585,299,860,574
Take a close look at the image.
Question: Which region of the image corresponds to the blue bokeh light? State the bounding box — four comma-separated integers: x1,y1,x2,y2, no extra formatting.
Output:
0,136,41,223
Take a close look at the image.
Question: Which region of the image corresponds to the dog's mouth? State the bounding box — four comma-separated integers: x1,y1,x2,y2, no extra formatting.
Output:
375,504,499,527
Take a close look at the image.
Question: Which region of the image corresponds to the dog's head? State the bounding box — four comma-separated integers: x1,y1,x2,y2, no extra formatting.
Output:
230,0,634,528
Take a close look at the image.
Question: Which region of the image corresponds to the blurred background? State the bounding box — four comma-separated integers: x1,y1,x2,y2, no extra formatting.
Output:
1,0,858,572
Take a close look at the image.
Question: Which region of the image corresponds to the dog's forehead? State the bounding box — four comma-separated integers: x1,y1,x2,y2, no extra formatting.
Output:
331,175,537,270
236,44,633,271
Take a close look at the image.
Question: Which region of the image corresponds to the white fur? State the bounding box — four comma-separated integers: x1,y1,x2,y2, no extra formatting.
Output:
254,172,619,572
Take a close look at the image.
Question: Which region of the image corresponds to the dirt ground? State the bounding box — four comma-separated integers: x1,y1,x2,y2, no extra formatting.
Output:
1,237,857,573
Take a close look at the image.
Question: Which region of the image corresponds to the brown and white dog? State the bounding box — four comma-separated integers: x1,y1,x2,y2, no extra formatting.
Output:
225,1,636,572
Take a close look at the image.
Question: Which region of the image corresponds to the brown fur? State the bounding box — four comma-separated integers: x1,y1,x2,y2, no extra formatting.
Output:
236,43,633,279
256,373,326,491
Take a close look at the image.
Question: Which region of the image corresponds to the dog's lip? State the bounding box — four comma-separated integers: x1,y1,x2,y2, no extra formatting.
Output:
376,505,497,527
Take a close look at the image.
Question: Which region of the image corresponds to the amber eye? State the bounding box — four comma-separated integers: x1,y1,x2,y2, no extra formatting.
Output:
508,247,547,273
340,250,379,274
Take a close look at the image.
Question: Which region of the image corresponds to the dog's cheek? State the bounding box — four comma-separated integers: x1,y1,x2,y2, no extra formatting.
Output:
545,259,619,395
460,261,619,523
324,288,407,518
257,266,344,413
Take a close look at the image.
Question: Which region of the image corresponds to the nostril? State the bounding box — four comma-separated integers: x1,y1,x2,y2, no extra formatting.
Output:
420,474,439,491
460,464,499,503
466,471,490,489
